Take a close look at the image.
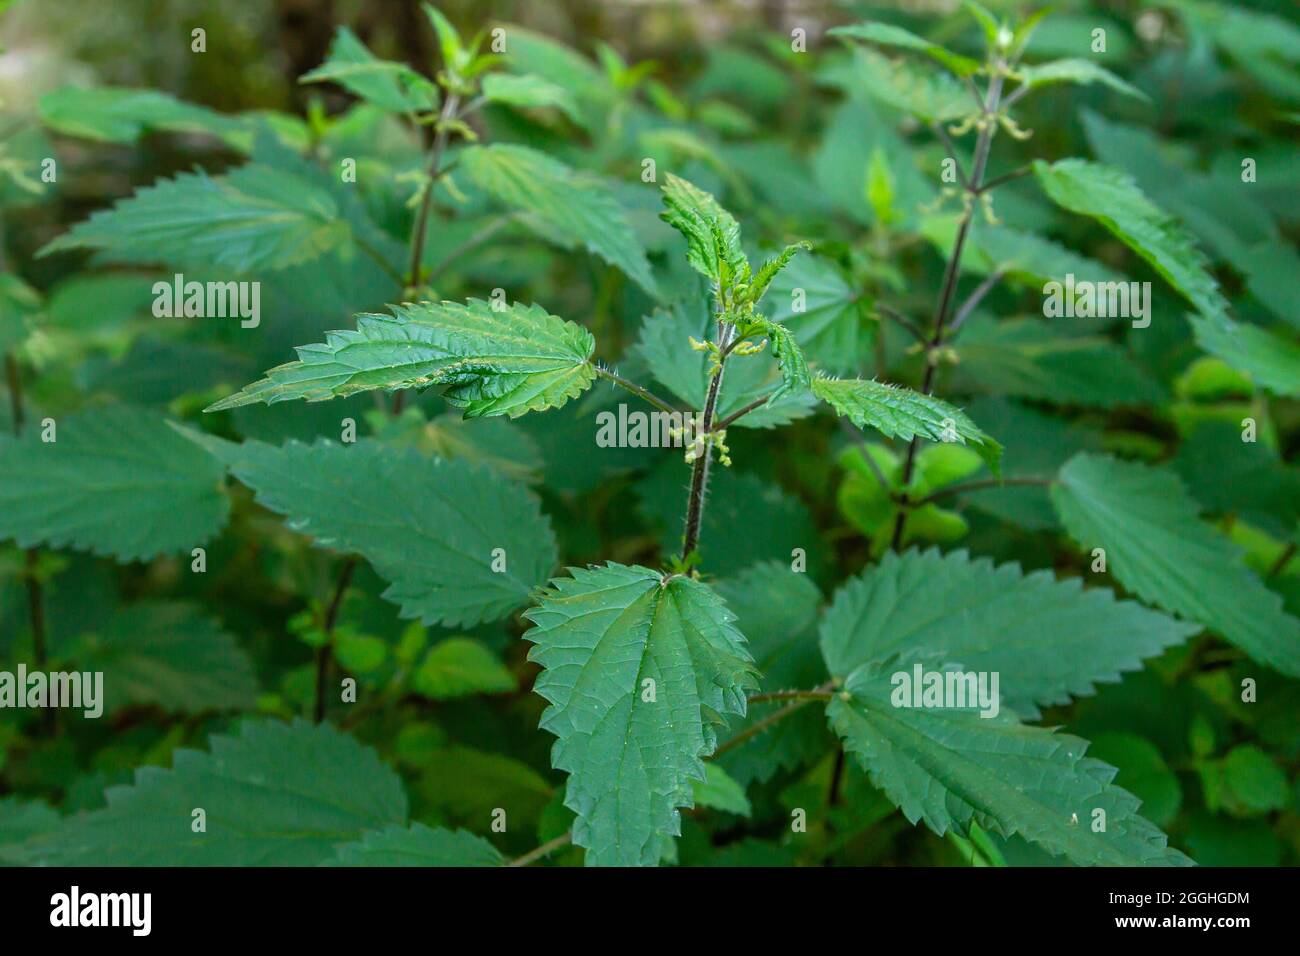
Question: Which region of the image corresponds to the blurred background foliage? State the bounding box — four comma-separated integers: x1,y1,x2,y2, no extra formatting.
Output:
0,0,1298,866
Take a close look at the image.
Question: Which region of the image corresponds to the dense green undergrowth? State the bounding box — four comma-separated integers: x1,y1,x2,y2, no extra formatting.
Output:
1,0,1298,867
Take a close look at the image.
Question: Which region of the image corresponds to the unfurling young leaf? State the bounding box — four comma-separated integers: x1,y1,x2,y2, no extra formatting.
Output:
207,299,596,418
750,319,811,404
659,172,747,292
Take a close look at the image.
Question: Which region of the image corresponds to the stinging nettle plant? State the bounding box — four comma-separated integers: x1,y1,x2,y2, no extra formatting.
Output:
194,5,1185,868
3,0,1298,868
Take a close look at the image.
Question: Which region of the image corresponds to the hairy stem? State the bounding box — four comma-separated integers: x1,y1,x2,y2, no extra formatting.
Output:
747,688,835,705
680,321,736,562
890,68,1006,550
592,365,681,416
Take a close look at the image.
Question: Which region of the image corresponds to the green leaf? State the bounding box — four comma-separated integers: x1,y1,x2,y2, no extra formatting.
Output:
481,73,582,125
759,253,870,374
412,637,516,700
522,563,759,866
38,86,249,148
0,798,59,864
422,3,464,70
819,549,1198,718
1016,58,1149,101
459,144,658,296
953,317,1164,408
207,299,596,418
752,320,811,405
327,823,502,866
1188,312,1300,398
846,47,972,123
963,0,1001,45
1031,159,1226,320
1218,745,1289,815
1087,733,1181,829
300,27,439,113
369,407,542,482
0,407,228,562
830,22,982,76
659,172,747,290
39,164,350,273
27,720,407,865
691,765,752,817
213,438,556,628
812,376,1002,475
80,602,259,714
746,241,810,305
1052,453,1300,678
827,658,1192,866
1030,159,1298,394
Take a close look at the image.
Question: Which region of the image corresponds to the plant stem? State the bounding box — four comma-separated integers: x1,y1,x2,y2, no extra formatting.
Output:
315,556,357,724
353,235,405,287
949,267,1006,334
747,688,834,705
713,698,813,759
827,747,846,807
914,475,1054,507
876,303,929,345
976,165,1031,194
890,68,1006,550
506,831,572,867
1268,541,1297,578
713,394,768,431
406,91,461,291
592,365,681,416
679,321,736,563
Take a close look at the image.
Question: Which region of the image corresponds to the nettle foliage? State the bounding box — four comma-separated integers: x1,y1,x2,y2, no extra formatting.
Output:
1,1,1298,868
